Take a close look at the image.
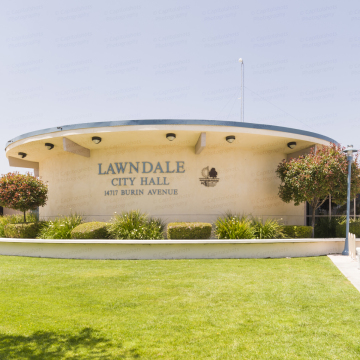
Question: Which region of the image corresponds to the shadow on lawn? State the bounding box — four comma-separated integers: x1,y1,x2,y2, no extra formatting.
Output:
0,327,140,359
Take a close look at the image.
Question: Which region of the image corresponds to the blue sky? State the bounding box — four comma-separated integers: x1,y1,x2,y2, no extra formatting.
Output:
1,0,359,174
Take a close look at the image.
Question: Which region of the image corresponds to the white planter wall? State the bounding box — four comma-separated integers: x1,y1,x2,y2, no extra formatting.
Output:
0,238,353,260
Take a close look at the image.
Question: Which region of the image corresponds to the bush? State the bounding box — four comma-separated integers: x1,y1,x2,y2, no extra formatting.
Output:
0,217,9,238
71,222,110,239
0,172,48,222
108,210,165,240
314,217,339,238
4,222,44,239
0,213,38,238
37,214,83,239
215,214,287,240
215,214,255,239
282,225,313,238
167,222,212,239
251,218,286,239
335,220,360,238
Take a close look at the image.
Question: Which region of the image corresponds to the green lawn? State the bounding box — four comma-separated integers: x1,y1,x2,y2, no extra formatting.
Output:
0,256,360,359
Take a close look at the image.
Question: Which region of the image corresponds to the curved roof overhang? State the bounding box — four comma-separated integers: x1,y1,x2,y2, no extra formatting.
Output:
5,119,337,166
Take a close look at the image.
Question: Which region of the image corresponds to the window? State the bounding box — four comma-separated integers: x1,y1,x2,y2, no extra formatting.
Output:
306,194,358,225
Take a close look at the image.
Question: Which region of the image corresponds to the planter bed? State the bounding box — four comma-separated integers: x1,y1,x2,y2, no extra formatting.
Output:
0,238,353,260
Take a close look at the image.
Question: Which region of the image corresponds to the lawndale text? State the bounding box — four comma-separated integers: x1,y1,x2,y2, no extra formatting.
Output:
98,161,185,196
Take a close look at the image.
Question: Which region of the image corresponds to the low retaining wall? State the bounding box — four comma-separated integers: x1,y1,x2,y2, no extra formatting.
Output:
0,238,355,260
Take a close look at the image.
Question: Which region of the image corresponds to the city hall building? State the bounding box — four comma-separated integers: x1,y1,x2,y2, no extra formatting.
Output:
4,120,337,225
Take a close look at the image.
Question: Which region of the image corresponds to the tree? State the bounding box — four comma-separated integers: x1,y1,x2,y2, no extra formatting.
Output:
0,172,48,223
276,144,360,237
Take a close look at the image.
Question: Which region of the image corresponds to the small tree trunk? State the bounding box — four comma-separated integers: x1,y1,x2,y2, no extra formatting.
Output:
24,211,26,223
311,206,316,238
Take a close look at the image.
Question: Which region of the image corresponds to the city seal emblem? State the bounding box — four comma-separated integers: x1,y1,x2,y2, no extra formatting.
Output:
199,166,219,187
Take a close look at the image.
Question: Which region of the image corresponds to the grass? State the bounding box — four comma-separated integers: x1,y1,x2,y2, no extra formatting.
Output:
0,256,360,359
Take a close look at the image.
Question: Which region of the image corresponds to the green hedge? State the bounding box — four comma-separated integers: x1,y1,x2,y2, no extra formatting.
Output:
167,222,212,239
4,222,44,239
71,222,110,239
314,217,338,238
0,214,38,238
0,217,10,238
335,222,360,238
282,225,313,238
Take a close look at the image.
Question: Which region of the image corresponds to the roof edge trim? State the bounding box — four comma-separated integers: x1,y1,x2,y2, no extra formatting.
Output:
5,119,338,149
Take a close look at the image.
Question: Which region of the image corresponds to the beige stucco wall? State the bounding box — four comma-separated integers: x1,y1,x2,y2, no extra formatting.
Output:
3,208,22,216
5,122,334,226
39,140,305,225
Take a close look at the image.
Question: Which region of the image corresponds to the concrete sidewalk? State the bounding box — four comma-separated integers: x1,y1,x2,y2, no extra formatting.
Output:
328,254,360,292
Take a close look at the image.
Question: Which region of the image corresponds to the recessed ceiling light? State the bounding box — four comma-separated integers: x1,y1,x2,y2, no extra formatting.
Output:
92,136,102,144
45,143,54,150
226,135,235,143
287,142,297,149
166,133,176,141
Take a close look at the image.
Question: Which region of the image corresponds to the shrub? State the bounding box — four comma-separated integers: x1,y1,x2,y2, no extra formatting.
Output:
167,222,212,239
276,143,360,233
0,217,9,238
0,213,38,238
71,222,110,239
215,215,255,239
251,218,286,239
335,220,360,238
4,222,44,239
282,225,313,238
37,214,83,239
0,172,48,222
314,217,339,238
108,210,165,240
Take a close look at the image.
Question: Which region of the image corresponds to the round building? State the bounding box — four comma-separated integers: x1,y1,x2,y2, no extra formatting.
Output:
5,120,336,225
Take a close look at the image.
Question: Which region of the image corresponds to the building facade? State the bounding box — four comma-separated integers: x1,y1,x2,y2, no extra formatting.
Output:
5,120,336,225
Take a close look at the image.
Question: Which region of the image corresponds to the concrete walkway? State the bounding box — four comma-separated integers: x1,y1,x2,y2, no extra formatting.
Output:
328,254,360,292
